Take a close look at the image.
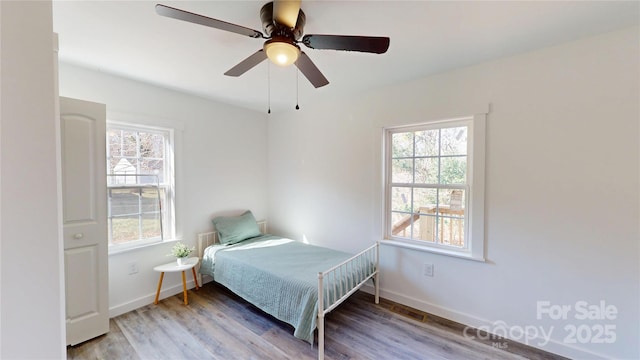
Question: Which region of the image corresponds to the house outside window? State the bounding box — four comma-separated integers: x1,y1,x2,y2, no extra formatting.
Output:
384,114,486,260
106,123,175,251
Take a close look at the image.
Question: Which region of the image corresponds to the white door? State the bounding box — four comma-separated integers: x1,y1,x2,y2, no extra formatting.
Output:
60,97,109,345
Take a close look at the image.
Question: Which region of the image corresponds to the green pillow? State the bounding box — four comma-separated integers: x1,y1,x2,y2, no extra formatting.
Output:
212,210,261,245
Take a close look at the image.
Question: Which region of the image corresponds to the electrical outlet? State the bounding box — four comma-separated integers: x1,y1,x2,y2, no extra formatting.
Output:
424,263,434,277
128,262,139,275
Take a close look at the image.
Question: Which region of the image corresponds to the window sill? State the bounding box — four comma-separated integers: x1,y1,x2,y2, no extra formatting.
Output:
380,239,486,262
108,238,183,256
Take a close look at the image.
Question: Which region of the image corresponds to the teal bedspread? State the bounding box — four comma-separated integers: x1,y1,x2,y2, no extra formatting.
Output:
201,235,363,343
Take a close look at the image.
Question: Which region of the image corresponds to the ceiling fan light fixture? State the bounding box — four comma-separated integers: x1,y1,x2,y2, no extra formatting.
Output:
264,38,300,67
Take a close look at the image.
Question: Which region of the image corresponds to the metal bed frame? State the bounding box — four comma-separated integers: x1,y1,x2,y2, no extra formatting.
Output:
197,221,379,360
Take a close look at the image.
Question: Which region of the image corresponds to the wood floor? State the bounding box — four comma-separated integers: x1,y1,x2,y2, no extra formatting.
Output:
68,282,566,360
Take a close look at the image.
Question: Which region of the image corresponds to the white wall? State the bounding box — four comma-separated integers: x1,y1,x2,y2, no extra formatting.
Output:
267,27,639,359
0,1,66,358
59,63,268,316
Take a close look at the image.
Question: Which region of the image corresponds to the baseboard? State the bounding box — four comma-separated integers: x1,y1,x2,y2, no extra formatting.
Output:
360,285,610,360
109,279,198,318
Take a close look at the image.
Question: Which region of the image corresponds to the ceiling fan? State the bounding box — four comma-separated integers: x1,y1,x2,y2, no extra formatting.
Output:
155,1,390,88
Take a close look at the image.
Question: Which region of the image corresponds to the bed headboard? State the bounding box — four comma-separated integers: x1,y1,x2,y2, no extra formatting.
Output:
197,220,267,260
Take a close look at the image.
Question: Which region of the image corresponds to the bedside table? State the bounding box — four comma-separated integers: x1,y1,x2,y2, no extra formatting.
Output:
153,257,200,305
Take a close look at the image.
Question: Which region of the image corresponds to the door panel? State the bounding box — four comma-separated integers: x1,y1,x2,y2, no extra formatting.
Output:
62,115,97,223
60,97,109,346
64,247,98,319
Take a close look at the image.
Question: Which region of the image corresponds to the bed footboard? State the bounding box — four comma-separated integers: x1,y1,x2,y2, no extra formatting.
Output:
317,242,379,360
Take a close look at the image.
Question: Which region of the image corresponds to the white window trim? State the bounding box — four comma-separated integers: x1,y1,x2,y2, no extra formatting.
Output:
106,120,178,254
383,113,486,261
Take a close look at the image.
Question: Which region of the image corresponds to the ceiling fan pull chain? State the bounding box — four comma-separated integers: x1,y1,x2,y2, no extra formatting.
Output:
267,62,271,114
295,68,300,110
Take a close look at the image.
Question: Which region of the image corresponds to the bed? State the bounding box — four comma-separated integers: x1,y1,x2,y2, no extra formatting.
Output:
197,211,379,360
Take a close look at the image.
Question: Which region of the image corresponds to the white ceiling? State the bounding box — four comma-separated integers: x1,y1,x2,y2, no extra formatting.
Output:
53,1,639,113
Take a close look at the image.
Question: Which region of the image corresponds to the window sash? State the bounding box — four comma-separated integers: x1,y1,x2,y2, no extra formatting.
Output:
107,183,165,246
389,184,469,247
107,125,170,186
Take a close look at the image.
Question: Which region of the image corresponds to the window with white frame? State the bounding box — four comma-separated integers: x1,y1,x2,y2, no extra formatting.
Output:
384,115,485,260
106,123,175,251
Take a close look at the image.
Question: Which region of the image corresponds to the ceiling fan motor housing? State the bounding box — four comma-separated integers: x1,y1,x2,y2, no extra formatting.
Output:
260,1,305,40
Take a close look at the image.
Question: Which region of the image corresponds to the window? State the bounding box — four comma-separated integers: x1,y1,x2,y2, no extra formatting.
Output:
106,123,175,251
384,115,485,260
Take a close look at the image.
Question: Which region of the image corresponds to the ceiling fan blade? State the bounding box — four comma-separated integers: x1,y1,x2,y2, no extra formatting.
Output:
273,0,301,29
156,4,263,39
302,35,390,54
224,49,268,77
295,52,329,88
